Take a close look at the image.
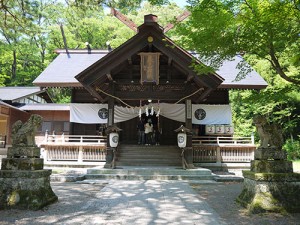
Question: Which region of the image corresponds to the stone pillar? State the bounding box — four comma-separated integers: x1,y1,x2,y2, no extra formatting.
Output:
0,115,57,210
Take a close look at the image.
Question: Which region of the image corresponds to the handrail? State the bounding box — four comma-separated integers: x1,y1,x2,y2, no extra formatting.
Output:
43,134,107,145
192,135,255,146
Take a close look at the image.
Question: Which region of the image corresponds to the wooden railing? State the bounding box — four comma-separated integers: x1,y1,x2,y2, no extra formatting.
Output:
192,135,255,163
192,135,255,146
40,134,107,162
43,133,107,145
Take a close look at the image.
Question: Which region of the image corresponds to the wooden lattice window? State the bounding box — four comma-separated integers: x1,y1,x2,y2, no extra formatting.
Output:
139,52,161,85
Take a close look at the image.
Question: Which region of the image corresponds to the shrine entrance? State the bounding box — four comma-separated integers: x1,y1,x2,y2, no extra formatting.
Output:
118,115,181,145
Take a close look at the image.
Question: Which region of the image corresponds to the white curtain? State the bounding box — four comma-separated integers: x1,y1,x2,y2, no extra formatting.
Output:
114,106,138,123
70,103,108,124
192,104,232,124
70,103,232,124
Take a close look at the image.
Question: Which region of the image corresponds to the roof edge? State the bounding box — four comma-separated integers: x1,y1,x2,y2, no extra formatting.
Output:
54,49,110,54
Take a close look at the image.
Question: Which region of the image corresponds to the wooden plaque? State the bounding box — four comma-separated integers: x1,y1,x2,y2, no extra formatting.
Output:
139,52,161,85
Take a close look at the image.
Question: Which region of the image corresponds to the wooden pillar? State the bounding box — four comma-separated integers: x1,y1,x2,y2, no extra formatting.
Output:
105,82,115,167
185,99,194,168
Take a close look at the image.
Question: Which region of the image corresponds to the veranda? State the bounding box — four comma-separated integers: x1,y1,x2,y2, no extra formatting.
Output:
38,133,255,166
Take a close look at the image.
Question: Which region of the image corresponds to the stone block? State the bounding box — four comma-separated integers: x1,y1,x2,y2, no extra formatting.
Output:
0,170,57,210
250,160,293,173
1,158,44,170
7,146,40,158
237,171,300,213
254,147,287,160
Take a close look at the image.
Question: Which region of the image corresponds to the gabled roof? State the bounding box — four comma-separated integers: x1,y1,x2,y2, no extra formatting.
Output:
75,16,224,91
0,100,25,112
33,51,267,89
33,50,108,87
33,15,267,91
0,87,51,102
217,55,267,89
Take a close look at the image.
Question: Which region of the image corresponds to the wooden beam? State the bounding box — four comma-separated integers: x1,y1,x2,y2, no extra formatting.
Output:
111,8,138,32
186,74,194,83
86,86,104,102
164,11,191,33
106,74,114,82
195,87,213,103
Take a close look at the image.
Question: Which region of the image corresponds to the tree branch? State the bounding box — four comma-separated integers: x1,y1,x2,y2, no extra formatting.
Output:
269,42,300,85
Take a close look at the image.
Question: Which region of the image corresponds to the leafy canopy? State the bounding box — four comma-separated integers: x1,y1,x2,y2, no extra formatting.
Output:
179,0,300,84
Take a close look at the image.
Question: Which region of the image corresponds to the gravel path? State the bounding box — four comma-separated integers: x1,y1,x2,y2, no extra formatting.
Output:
191,182,300,225
0,180,299,225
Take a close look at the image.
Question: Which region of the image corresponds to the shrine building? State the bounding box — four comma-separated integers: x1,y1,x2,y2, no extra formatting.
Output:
20,14,267,168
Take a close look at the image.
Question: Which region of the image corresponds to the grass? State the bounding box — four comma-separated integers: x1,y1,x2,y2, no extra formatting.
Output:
293,160,300,172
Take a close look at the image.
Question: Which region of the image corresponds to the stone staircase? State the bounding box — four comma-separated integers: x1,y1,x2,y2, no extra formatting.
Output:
84,166,216,181
115,145,182,167
79,145,216,181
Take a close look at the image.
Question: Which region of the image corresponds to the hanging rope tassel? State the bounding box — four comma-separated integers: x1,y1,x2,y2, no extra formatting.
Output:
145,106,149,116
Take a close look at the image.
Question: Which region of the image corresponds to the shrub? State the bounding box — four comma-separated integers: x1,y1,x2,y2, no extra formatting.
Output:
283,139,300,160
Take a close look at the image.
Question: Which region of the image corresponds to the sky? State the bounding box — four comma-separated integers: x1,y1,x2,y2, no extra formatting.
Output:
171,0,188,8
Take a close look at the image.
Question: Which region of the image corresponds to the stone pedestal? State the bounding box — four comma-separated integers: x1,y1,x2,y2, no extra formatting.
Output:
0,170,58,210
237,147,300,213
0,146,57,210
237,171,300,213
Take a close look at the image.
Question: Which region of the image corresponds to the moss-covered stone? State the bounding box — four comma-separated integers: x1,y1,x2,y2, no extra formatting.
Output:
7,146,41,158
254,147,287,160
243,170,300,181
0,170,58,210
1,158,44,170
237,176,300,213
250,160,293,173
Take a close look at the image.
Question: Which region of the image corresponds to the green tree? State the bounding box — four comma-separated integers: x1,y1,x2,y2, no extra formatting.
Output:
230,55,300,141
178,0,300,84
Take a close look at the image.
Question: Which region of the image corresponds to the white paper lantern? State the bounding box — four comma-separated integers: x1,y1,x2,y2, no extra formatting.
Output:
215,125,225,134
224,125,234,134
177,133,187,148
109,132,119,148
205,125,215,134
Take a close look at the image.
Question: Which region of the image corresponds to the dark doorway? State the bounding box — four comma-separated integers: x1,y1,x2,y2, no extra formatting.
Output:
118,115,181,145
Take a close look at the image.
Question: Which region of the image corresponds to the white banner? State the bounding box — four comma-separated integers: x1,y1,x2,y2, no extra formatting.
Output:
70,104,108,124
70,103,231,125
192,104,232,124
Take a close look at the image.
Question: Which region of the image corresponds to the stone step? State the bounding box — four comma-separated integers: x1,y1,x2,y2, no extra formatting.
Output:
118,146,179,151
118,150,180,153
87,167,213,176
118,154,180,158
84,174,216,180
116,160,181,165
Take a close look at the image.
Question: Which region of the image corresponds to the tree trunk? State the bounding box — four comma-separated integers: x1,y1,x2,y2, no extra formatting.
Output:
11,50,17,80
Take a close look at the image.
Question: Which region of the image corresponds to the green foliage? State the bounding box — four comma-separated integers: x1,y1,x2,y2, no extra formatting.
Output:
47,88,71,103
230,55,300,143
0,0,183,90
178,0,300,85
283,139,300,161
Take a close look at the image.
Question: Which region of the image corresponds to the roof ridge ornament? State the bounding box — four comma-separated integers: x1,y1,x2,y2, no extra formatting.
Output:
110,8,190,33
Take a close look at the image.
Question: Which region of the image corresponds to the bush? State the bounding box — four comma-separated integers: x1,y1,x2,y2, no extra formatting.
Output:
283,139,300,160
